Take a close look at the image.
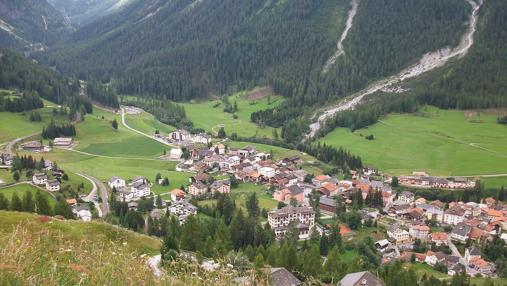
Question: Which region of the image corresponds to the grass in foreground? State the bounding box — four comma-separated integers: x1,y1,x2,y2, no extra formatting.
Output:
0,211,161,285
319,106,507,177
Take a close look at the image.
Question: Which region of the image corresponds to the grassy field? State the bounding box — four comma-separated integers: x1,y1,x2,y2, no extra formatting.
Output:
0,183,56,206
0,99,68,144
319,106,507,177
200,183,278,211
180,92,283,138
408,263,507,286
124,110,175,135
75,108,167,158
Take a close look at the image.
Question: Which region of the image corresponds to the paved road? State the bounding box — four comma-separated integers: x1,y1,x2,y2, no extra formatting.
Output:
5,133,40,154
448,237,477,276
81,174,110,216
76,173,103,218
120,107,176,148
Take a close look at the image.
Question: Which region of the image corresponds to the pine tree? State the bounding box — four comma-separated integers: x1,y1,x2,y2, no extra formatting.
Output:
245,193,260,218
214,220,232,256
0,193,9,210
54,199,74,219
35,190,52,215
22,191,35,213
111,119,118,130
10,192,23,211
254,253,265,270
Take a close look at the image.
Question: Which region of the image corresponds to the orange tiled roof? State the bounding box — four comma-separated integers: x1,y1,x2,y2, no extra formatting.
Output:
431,232,448,241
315,175,330,181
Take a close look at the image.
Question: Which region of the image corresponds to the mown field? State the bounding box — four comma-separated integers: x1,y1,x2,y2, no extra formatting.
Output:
75,108,167,158
0,183,56,206
180,92,283,138
319,106,507,178
124,110,175,135
0,97,68,144
200,183,278,211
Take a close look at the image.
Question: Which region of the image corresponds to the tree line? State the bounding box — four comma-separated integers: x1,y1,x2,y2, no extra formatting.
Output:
0,91,43,112
0,190,74,219
42,120,76,139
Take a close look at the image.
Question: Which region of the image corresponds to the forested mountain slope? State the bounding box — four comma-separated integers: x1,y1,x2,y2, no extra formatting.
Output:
43,0,348,101
0,0,72,50
44,0,469,107
47,0,136,27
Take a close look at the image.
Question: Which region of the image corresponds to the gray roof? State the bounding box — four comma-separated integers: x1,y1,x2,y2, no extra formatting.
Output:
339,271,385,286
46,179,59,186
270,268,301,286
451,222,472,237
73,203,90,212
319,196,337,207
211,179,230,189
108,176,124,183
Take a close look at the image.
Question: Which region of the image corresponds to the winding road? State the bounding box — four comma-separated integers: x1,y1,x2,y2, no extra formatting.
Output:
120,107,176,148
76,173,103,218
307,0,483,139
5,133,40,154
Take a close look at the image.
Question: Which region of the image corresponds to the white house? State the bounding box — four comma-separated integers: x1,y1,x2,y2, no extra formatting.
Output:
170,129,190,141
268,206,315,240
169,148,183,159
32,173,48,185
259,167,276,179
444,207,465,225
398,191,415,204
108,176,126,190
450,222,472,243
118,187,135,202
131,180,151,197
191,133,211,144
387,224,410,244
72,204,92,221
45,179,60,192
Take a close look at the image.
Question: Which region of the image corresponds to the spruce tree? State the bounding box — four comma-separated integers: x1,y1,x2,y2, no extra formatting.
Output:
22,191,35,213
10,192,23,211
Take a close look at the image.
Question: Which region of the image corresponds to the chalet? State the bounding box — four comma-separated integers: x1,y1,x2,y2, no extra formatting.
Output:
131,179,151,198
388,203,410,216
119,188,135,202
319,196,337,214
72,204,91,221
268,206,315,240
168,201,197,224
387,224,410,244
269,267,301,286
450,222,472,243
398,191,415,204
44,160,53,170
0,153,12,165
108,176,126,189
170,189,185,202
273,185,304,204
191,133,211,144
444,207,466,225
469,257,496,275
425,251,447,266
319,182,338,196
375,239,391,252
409,224,430,241
312,175,332,187
188,181,208,196
53,137,73,147
484,208,504,221
169,148,183,159
210,179,231,194
259,166,276,178
237,145,256,157
189,172,209,184
22,141,44,152
32,173,48,185
339,271,386,286
170,129,190,141
431,232,448,246
46,179,60,192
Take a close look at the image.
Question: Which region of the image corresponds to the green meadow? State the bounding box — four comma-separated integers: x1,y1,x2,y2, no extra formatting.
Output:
319,106,507,177
124,110,175,135
75,108,167,158
0,98,68,144
181,92,283,138
0,183,56,206
200,183,278,211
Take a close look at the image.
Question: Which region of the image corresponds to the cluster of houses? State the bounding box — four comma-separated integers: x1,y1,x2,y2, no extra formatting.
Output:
19,137,74,153
159,129,212,145
399,172,476,189
376,191,505,276
0,153,12,166
32,171,62,192
108,176,152,202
